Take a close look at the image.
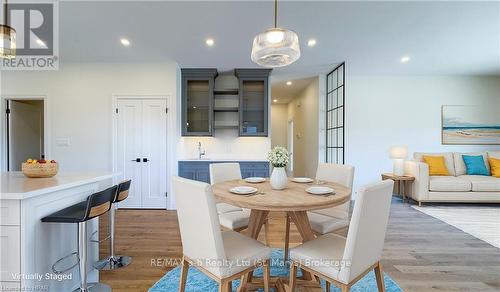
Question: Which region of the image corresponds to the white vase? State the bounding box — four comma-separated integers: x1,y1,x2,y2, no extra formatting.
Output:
270,167,288,190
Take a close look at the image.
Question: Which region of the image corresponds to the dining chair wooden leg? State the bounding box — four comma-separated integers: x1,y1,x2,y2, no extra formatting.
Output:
325,281,331,292
219,280,231,292
179,258,189,292
263,259,270,292
238,273,249,292
288,262,297,292
374,262,386,292
284,215,290,261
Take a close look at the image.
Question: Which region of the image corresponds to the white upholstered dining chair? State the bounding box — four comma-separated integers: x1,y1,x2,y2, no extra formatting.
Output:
173,176,271,292
210,163,251,231
284,163,355,259
288,179,394,292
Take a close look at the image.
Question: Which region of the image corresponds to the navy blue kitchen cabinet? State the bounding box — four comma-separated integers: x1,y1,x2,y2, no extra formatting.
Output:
178,161,270,183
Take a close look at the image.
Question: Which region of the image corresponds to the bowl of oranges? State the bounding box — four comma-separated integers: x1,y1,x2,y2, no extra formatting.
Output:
21,158,59,178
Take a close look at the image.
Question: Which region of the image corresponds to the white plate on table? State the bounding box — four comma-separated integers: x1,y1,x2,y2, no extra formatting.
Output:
292,177,314,183
230,186,258,195
245,177,266,183
306,186,335,195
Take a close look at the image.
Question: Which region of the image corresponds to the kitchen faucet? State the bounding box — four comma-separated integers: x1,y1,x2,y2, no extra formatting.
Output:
198,142,206,159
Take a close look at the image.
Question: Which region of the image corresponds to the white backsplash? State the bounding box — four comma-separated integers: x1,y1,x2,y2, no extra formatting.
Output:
178,130,271,160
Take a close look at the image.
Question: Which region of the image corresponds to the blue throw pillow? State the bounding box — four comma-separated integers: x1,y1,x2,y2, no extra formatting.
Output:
462,155,489,176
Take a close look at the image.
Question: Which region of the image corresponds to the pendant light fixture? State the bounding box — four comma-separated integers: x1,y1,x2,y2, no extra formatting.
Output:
0,0,16,59
251,0,300,68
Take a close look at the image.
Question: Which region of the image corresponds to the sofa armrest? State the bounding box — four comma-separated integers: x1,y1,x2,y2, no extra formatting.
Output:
405,160,429,201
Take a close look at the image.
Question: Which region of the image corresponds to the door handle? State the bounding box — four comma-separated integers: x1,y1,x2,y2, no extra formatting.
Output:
143,158,149,162
131,158,140,162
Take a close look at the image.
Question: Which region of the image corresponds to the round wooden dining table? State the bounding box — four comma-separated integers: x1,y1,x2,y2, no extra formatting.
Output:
212,178,351,291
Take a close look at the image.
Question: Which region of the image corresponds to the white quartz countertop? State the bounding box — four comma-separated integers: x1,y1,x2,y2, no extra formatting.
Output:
0,172,114,200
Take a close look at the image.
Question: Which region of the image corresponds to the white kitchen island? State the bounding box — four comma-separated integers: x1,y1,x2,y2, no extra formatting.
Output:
0,172,113,291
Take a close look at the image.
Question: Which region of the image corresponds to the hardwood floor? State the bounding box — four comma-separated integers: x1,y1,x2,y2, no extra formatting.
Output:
99,198,500,292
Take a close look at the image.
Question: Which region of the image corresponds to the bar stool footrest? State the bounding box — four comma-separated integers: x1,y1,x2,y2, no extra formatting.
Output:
93,255,132,271
90,230,110,244
52,252,79,275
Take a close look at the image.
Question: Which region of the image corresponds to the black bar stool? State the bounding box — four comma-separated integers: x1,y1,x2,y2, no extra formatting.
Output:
42,185,117,292
94,180,132,270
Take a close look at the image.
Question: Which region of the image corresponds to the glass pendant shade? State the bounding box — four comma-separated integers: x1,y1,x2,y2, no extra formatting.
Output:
0,24,16,59
251,28,300,68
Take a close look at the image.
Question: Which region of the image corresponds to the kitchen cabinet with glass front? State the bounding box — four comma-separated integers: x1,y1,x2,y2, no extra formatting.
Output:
235,69,271,136
181,68,218,136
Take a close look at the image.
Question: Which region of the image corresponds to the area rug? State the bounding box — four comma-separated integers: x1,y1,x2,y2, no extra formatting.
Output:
149,249,402,292
413,205,500,248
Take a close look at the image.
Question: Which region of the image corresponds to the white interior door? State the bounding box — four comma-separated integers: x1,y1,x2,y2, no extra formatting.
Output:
115,98,167,209
141,99,167,208
8,100,44,171
116,100,143,208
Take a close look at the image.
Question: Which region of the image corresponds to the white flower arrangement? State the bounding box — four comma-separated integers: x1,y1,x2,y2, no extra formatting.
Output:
267,146,291,168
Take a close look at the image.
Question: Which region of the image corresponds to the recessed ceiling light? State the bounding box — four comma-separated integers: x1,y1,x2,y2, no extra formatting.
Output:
286,81,292,86
400,56,410,63
120,38,130,47
273,99,278,103
307,39,317,47
205,38,215,46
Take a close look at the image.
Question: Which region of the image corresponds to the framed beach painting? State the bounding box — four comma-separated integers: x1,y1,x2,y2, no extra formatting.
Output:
442,105,500,145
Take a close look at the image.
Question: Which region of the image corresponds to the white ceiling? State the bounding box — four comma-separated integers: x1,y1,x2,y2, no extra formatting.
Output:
57,1,499,79
271,77,316,104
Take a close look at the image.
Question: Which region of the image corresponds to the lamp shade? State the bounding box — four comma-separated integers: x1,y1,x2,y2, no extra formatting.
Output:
0,24,16,59
389,146,408,159
251,28,300,68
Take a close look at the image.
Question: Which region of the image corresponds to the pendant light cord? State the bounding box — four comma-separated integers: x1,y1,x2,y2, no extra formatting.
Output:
274,0,278,28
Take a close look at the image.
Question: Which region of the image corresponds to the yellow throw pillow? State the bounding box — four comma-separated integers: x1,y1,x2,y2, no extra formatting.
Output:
422,155,449,176
488,157,500,178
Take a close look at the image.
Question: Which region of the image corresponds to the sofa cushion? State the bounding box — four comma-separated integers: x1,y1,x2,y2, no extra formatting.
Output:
429,176,471,192
488,151,500,159
453,152,489,176
415,152,456,176
459,175,500,192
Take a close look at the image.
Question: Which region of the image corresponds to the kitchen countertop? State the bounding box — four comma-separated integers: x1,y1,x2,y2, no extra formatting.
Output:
0,172,113,200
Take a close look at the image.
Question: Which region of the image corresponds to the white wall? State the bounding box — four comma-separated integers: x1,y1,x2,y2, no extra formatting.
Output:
178,133,270,160
346,76,500,194
270,104,288,149
1,62,178,172
287,77,320,177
